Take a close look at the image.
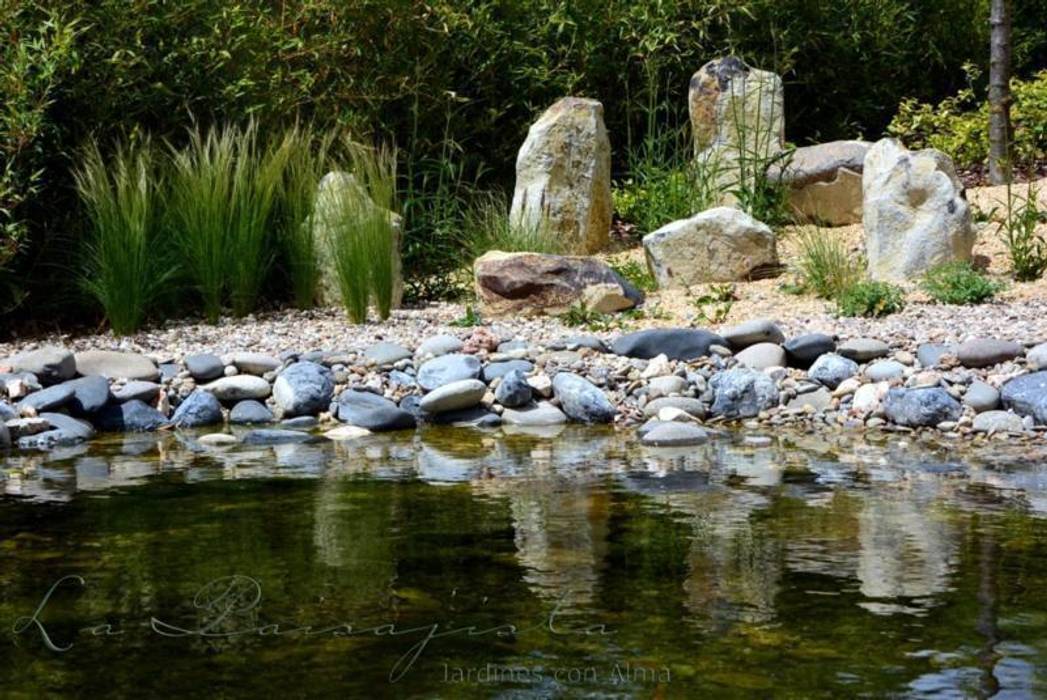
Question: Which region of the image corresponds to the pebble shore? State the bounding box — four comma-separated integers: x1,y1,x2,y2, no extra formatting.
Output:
3,305,1047,452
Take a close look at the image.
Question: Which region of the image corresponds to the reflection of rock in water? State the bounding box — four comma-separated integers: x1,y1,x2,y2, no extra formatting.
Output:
312,474,396,607
857,490,958,600
671,490,783,626
507,481,608,608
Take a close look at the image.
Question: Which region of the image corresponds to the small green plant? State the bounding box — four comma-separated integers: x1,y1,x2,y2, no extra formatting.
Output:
793,227,863,298
610,259,657,293
450,304,482,327
560,301,613,331
999,182,1047,282
836,280,906,318
75,138,171,335
461,192,563,258
691,283,737,325
921,261,1003,304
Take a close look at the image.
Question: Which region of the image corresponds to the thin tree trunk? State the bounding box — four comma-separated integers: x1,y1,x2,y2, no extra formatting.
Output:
988,0,1013,184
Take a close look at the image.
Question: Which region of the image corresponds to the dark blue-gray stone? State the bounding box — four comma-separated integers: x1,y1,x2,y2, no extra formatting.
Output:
398,395,425,421
17,412,95,449
482,360,534,383
1001,371,1047,424
63,375,111,415
229,400,274,425
272,361,334,417
883,387,962,427
18,384,74,412
185,353,225,381
93,400,169,432
611,329,725,361
158,363,181,382
240,429,315,445
807,353,859,390
171,390,223,427
417,354,482,391
428,407,502,427
495,369,532,408
783,333,836,368
550,335,609,353
0,401,16,421
711,368,779,419
281,416,318,429
336,390,416,431
551,372,616,423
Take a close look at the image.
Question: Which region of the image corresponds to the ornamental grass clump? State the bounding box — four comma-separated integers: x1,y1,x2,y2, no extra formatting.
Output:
793,227,863,299
167,122,284,321
461,192,563,259
75,138,171,335
276,126,334,309
327,143,400,323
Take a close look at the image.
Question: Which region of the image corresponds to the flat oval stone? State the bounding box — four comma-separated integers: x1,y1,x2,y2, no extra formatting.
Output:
417,354,482,392
956,339,1023,368
227,352,281,376
75,351,159,381
420,379,487,414
837,338,889,362
112,380,161,403
363,341,412,366
642,397,707,420
735,343,786,371
18,384,75,412
4,347,76,384
336,390,416,431
416,335,463,358
501,402,568,426
551,372,616,423
917,343,958,368
229,400,274,425
865,360,905,382
202,376,271,402
883,387,961,427
611,329,725,361
963,380,1000,413
720,319,785,350
972,410,1024,434
783,333,835,368
185,353,225,381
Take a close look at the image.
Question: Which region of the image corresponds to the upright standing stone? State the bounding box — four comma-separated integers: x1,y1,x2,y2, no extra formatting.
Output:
510,97,612,253
689,56,785,188
311,171,403,308
863,139,974,281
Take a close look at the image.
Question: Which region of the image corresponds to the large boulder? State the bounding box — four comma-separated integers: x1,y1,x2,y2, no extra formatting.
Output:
510,97,612,253
473,251,641,317
1001,372,1047,424
767,141,870,226
643,207,777,287
883,387,961,427
689,56,785,189
311,171,403,308
171,390,224,428
863,139,974,281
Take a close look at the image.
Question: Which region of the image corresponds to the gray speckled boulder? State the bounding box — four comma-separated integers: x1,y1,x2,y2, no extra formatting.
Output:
808,353,859,390
711,368,779,418
171,390,223,428
273,361,334,417
552,372,616,423
495,369,532,408
417,354,482,392
1000,372,1047,424
883,387,961,427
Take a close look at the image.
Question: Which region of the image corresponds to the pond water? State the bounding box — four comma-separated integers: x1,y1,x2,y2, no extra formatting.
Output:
3,427,1047,698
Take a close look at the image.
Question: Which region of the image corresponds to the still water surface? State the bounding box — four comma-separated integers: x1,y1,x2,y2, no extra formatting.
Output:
3,426,1047,698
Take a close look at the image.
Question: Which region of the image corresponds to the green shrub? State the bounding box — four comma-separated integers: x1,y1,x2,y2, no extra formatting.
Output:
75,139,170,334
610,259,657,293
889,69,1047,171
836,280,906,318
999,183,1047,282
460,192,563,259
921,261,1003,304
793,228,863,299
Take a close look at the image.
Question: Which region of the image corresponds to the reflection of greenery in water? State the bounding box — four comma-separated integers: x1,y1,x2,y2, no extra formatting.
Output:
2,429,1047,696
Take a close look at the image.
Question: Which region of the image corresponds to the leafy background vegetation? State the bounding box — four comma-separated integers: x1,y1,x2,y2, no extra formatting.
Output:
3,0,1047,326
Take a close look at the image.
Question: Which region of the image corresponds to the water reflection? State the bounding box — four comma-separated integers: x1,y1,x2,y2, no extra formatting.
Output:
3,427,1047,696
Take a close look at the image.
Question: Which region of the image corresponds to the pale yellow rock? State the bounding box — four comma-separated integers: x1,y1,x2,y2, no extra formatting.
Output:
581,283,633,314
788,168,863,226
510,97,612,253
324,425,372,441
